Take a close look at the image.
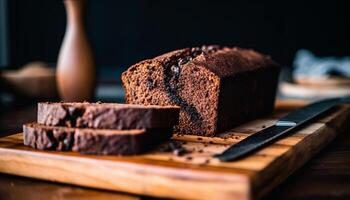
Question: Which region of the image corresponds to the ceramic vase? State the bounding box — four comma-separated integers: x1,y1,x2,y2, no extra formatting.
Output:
57,0,96,102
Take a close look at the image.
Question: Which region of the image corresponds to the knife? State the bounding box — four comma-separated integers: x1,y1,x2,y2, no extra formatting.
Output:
215,96,350,162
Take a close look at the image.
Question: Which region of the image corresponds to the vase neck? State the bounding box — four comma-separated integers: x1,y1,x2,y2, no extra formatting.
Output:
64,0,86,28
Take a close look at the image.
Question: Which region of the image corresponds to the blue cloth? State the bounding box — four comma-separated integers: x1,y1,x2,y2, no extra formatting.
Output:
293,49,350,78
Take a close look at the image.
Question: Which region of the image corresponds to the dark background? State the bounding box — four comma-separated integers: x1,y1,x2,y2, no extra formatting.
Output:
1,0,350,71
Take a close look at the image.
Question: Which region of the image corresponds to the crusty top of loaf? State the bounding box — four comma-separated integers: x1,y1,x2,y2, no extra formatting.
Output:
127,46,279,78
194,47,279,77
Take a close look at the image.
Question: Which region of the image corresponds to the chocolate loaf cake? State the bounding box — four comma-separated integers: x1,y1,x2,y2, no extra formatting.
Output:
23,123,172,155
38,102,180,129
122,46,280,136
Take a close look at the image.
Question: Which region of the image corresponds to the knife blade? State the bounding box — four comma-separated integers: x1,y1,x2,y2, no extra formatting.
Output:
215,96,350,162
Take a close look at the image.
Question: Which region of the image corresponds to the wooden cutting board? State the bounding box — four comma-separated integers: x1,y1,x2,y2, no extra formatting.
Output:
0,100,349,200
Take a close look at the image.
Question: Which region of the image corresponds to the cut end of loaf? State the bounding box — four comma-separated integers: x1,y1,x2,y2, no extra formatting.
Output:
122,46,222,136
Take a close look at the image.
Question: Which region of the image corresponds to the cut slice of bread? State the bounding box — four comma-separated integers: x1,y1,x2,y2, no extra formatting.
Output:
37,102,180,129
23,123,172,155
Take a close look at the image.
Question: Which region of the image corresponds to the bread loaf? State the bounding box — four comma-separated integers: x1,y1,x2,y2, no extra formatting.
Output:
122,46,280,136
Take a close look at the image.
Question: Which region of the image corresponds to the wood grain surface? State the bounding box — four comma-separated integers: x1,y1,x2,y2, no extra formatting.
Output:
0,101,349,200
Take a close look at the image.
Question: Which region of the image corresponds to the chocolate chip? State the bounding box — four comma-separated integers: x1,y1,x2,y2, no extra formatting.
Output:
178,56,192,65
160,141,189,157
186,156,193,160
208,45,219,51
191,47,202,57
68,107,77,116
177,59,185,65
208,45,220,51
146,78,155,89
192,51,201,57
198,149,204,153
173,148,186,156
191,47,201,52
201,45,221,53
262,125,266,128
168,142,178,150
171,65,180,74
197,137,203,141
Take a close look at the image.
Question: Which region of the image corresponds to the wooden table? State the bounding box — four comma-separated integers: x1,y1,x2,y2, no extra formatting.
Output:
0,102,350,200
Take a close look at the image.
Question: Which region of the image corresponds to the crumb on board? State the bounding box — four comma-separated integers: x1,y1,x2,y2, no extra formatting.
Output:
186,156,193,160
158,141,189,156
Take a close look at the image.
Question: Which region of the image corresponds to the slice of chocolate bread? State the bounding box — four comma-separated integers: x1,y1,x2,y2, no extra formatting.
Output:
23,123,172,155
122,46,280,136
37,102,180,129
